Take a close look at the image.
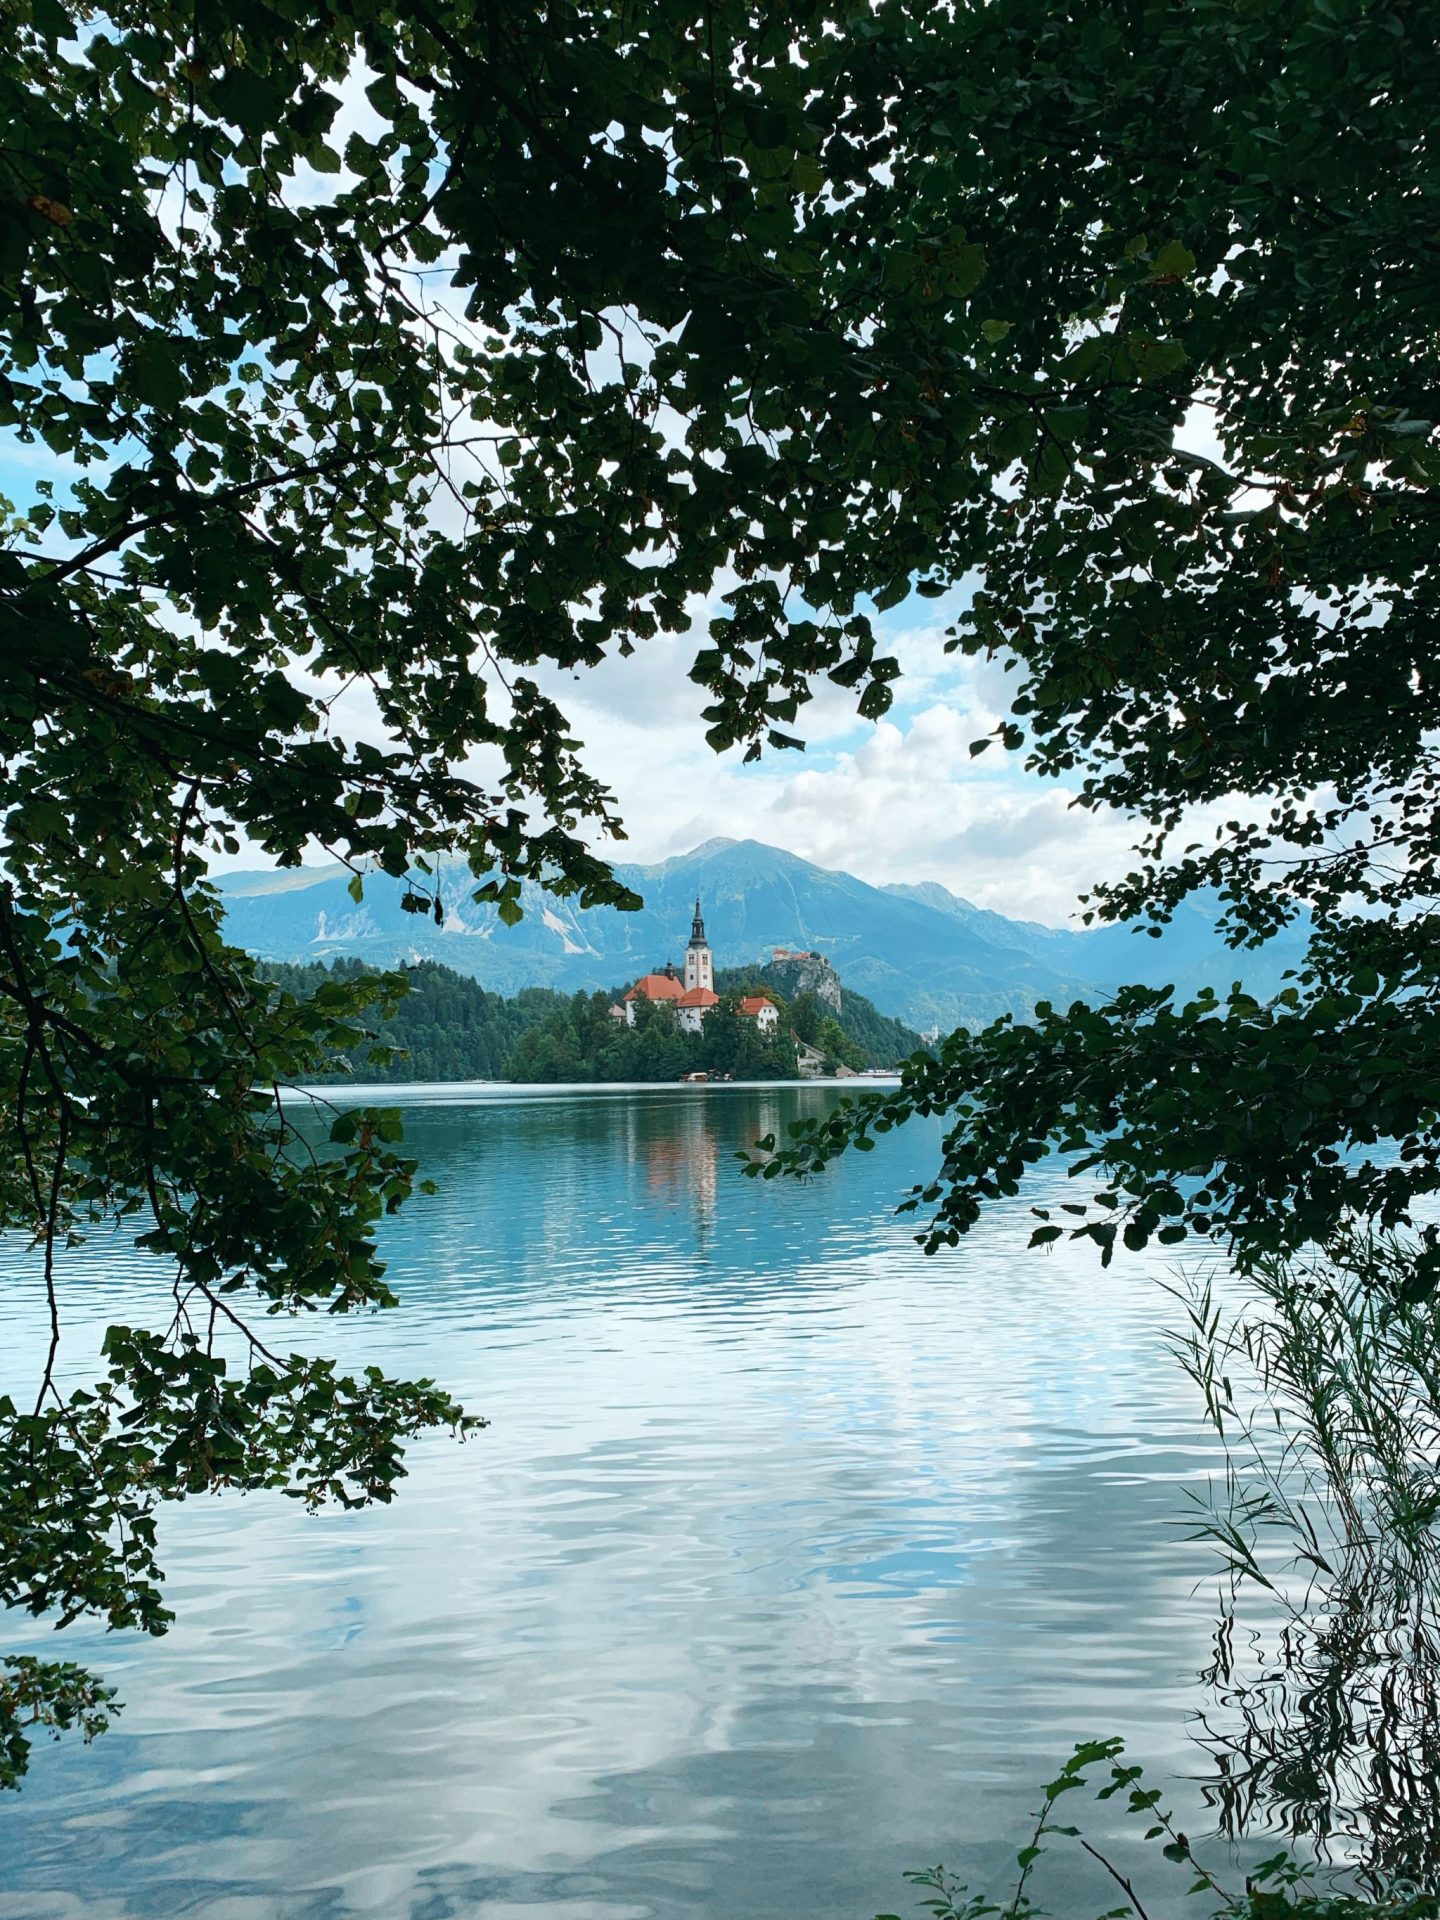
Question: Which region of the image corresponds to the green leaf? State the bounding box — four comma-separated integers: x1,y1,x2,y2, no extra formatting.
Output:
1128,336,1187,382
743,103,790,149
1149,239,1196,279
127,337,186,409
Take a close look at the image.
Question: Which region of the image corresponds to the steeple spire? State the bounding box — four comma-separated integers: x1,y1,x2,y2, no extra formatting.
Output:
683,895,714,996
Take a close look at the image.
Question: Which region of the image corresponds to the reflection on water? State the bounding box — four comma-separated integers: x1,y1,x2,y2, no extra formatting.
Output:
1202,1586,1440,1891
1177,1254,1440,1891
0,1084,1234,1919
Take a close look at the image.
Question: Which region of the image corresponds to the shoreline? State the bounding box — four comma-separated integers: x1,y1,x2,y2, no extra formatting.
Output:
294,1075,900,1106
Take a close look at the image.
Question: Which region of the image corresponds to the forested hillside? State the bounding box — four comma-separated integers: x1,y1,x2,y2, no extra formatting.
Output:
503,989,800,1083
256,957,918,1084
730,964,924,1064
260,958,565,1082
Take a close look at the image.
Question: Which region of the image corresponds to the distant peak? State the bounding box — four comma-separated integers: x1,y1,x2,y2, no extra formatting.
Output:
678,836,812,866
883,878,981,913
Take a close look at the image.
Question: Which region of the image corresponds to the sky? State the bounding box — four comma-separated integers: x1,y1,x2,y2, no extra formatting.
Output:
523,586,1157,923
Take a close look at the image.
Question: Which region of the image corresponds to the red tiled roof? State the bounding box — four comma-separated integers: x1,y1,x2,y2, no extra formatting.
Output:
625,973,685,1002
738,995,777,1016
676,986,720,1008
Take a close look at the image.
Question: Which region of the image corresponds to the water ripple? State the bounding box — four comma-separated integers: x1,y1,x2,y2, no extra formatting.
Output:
1,1085,1235,1920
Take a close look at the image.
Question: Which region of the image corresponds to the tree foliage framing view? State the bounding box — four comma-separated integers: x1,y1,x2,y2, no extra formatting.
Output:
2,0,1437,1783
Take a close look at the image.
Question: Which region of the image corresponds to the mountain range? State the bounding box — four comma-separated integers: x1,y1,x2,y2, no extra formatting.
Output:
214,837,1308,1032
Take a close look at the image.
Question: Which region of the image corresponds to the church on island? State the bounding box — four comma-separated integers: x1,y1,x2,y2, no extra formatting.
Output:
611,901,779,1037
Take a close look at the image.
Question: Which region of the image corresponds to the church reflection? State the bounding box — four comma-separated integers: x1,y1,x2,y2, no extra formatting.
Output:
621,1090,787,1247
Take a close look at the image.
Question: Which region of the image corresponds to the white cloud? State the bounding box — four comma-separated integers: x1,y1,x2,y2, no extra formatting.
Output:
203,598,1178,926
551,658,1149,923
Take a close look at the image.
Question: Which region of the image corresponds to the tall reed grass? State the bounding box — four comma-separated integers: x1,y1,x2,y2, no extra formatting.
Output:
1169,1235,1440,1889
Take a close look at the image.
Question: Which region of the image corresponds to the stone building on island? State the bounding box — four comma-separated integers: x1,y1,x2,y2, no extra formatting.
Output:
611,901,778,1037
736,994,779,1034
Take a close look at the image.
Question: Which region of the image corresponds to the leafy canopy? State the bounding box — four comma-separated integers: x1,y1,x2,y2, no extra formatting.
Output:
3,0,1438,1778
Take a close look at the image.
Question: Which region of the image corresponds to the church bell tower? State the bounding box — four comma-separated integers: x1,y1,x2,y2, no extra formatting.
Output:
684,897,714,994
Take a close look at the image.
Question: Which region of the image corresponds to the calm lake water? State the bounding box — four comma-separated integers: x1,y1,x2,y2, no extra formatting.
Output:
0,1083,1238,1920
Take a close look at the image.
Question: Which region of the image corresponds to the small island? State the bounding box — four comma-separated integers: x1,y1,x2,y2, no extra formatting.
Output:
263,898,921,1086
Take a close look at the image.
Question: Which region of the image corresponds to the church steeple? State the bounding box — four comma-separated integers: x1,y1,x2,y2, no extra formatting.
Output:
683,896,713,995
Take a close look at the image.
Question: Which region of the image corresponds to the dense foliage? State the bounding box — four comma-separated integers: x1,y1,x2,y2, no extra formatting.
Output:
503,986,800,1082
262,958,560,1082
4,0,1437,1786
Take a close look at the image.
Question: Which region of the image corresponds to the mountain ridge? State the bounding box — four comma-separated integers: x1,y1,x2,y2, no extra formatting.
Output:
214,837,1308,1031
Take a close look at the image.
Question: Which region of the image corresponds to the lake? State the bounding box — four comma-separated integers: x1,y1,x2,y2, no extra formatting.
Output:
0,1083,1237,1919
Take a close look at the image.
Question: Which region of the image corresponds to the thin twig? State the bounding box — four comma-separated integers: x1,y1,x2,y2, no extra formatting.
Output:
1079,1840,1155,1920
